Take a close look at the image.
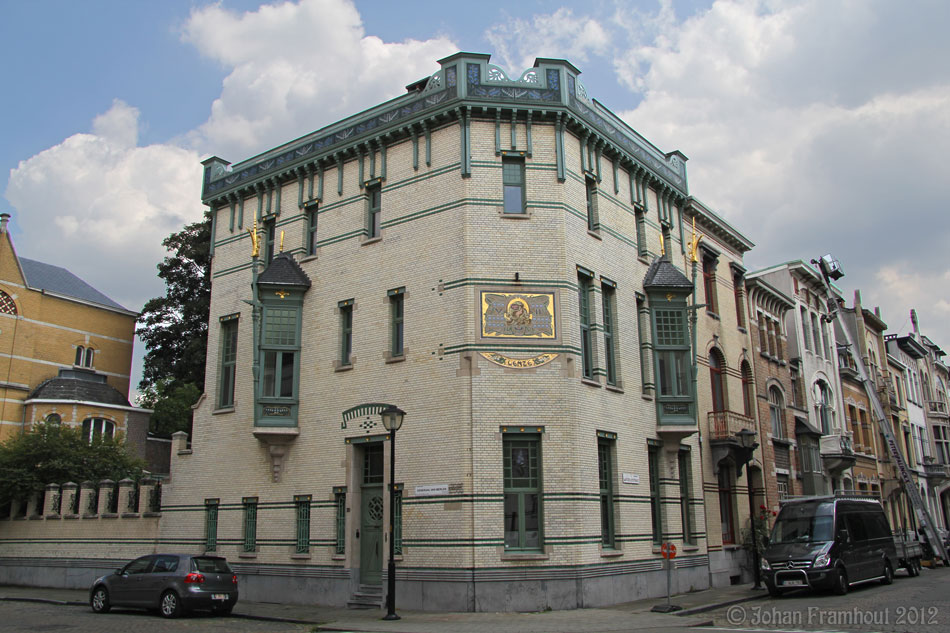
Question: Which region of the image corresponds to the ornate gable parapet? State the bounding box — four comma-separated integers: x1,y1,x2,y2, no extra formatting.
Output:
684,197,754,255
201,52,692,207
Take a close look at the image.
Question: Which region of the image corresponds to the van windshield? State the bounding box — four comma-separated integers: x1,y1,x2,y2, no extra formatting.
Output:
770,503,834,544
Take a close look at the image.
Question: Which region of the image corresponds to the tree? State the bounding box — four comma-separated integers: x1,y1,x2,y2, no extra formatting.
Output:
0,423,145,507
137,217,211,435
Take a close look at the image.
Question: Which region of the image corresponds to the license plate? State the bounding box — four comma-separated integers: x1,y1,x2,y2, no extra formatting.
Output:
780,579,805,587
212,594,227,600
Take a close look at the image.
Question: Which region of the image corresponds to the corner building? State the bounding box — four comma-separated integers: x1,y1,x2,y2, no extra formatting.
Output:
166,53,757,611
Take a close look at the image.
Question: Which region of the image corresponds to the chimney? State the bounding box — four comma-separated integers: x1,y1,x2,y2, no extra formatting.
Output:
0,213,9,234
854,289,862,309
911,309,920,337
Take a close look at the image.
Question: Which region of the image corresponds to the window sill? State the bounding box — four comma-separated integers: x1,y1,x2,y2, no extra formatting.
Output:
587,229,602,241
334,363,354,373
501,552,549,561
638,256,650,265
737,326,747,334
605,384,624,394
299,254,318,263
100,513,118,519
682,544,700,552
331,554,346,561
771,437,792,446
361,236,382,246
500,211,531,219
290,553,312,560
213,406,235,415
581,377,602,388
600,549,624,558
238,552,258,559
706,310,720,320
384,354,406,364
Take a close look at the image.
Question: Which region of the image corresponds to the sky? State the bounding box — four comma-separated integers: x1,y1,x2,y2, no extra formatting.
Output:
2,0,949,396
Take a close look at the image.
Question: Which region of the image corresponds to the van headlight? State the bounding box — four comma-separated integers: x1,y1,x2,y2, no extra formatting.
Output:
814,553,831,568
760,558,771,571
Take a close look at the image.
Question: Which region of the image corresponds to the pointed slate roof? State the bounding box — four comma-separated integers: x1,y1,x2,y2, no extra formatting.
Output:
19,257,129,311
258,252,311,288
643,256,693,290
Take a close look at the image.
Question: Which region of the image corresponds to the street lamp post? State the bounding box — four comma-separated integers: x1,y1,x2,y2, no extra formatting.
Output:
380,405,406,621
736,428,763,590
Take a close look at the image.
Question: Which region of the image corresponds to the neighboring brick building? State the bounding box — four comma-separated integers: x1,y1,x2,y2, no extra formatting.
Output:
0,214,149,457
152,52,762,611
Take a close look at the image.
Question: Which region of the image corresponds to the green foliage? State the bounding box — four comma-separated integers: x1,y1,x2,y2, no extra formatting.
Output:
0,423,145,506
137,217,211,393
140,380,201,437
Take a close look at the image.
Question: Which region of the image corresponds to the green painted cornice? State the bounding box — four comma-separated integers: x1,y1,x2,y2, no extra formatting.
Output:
201,52,690,207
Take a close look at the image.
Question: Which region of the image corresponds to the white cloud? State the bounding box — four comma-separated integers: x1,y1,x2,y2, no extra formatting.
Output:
609,0,950,342
180,0,457,160
485,7,610,75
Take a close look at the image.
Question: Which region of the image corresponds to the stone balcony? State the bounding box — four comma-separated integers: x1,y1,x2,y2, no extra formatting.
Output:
927,400,949,420
923,459,950,482
820,432,856,476
708,410,755,442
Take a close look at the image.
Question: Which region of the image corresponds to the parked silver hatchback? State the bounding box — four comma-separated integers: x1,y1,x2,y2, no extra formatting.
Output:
90,553,238,618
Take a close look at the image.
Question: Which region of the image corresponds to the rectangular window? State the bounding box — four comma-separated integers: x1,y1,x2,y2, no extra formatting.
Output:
503,434,542,550
801,307,811,351
776,474,789,500
734,272,745,328
262,307,298,398
502,157,526,214
598,437,615,548
578,273,594,380
648,443,663,544
655,309,690,397
702,255,718,314
679,449,694,545
204,499,219,552
295,495,311,554
242,497,258,553
811,313,822,358
635,208,648,258
585,177,598,231
306,205,318,256
218,317,238,408
718,466,735,544
339,300,353,366
264,218,276,262
367,183,381,238
389,288,405,358
757,312,768,351
334,488,346,555
394,485,403,555
601,282,617,386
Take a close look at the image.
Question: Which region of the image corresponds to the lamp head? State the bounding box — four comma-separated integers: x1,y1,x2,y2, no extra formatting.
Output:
380,405,406,432
736,428,758,450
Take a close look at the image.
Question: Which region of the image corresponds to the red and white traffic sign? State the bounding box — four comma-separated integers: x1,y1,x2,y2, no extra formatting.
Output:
660,542,677,559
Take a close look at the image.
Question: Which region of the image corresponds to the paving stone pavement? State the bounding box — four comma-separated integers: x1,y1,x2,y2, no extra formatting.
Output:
0,583,767,632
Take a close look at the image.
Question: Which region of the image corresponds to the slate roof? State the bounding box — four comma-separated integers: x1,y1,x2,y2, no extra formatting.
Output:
28,376,131,407
19,257,129,311
258,253,312,288
643,256,693,290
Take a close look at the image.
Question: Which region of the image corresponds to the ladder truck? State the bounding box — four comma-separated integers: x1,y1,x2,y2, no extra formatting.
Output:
812,254,948,565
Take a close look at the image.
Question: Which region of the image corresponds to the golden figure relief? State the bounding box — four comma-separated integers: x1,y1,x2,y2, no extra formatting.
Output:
247,219,260,257
279,230,285,253
481,291,556,339
688,217,703,263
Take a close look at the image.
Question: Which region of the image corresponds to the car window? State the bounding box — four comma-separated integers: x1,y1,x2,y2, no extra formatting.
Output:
192,557,232,573
152,555,179,573
123,557,152,575
846,513,869,542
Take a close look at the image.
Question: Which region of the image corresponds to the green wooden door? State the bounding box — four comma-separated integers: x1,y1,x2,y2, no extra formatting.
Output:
360,445,384,585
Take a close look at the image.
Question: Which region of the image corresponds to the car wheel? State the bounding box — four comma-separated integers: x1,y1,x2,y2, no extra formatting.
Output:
882,561,894,585
90,586,111,614
212,605,233,616
832,567,849,595
160,590,182,618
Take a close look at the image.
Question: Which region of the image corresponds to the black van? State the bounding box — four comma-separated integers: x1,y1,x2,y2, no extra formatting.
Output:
761,496,897,597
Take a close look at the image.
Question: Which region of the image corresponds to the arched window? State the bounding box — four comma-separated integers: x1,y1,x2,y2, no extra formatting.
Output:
741,361,754,418
816,380,833,434
84,347,94,368
769,386,786,438
709,349,727,413
0,290,17,315
75,346,84,366
44,413,61,426
82,418,115,443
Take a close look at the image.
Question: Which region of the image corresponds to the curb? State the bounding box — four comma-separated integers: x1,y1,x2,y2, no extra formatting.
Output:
0,595,87,607
674,592,768,617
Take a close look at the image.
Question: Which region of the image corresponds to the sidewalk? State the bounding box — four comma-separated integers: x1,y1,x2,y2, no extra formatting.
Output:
0,582,767,632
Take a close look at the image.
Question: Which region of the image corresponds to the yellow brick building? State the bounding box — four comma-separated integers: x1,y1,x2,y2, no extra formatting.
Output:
0,214,146,448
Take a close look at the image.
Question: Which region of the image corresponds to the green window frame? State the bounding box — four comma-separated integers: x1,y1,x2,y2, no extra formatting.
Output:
334,487,346,555
598,436,616,548
502,156,526,214
654,308,690,398
578,272,594,380
242,497,258,553
306,205,318,256
601,281,618,386
367,183,381,238
678,448,694,545
295,495,311,554
264,218,276,262
339,299,353,365
503,434,542,551
204,499,219,551
389,288,404,357
648,443,663,544
261,306,299,399
218,316,238,408
635,208,648,257
585,176,598,231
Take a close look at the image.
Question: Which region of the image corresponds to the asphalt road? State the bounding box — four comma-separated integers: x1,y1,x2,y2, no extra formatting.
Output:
0,600,314,633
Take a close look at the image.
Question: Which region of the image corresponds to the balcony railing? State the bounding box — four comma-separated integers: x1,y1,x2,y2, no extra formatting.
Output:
708,410,755,441
927,400,949,419
923,461,950,480
820,433,854,456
